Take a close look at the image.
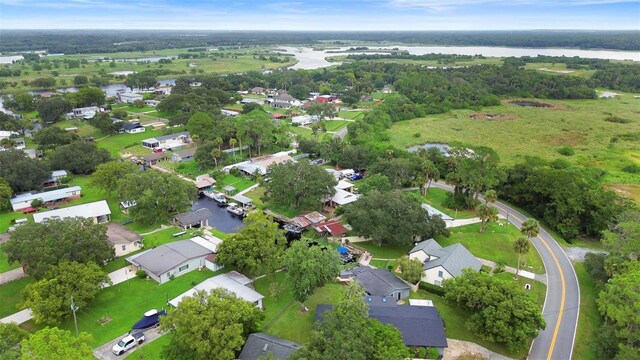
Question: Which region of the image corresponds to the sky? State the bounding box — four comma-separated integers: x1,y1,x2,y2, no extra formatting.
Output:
0,0,639,30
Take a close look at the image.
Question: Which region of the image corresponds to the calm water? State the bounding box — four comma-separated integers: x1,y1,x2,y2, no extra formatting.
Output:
281,46,640,70
191,197,245,234
407,143,452,154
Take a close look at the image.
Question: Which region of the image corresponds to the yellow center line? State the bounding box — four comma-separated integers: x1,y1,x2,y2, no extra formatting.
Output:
493,203,566,360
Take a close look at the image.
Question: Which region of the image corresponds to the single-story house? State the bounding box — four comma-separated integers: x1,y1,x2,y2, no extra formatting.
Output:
142,131,190,150
173,208,213,229
170,147,196,163
239,333,302,360
144,100,160,107
250,86,265,94
4,137,25,150
119,92,144,103
194,174,216,192
267,94,301,109
339,266,411,301
107,223,143,257
421,203,454,222
120,122,146,134
315,296,447,355
10,186,81,211
289,211,327,229
69,106,103,120
141,152,168,166
33,200,111,224
126,238,217,284
42,170,68,187
169,271,264,308
224,151,295,176
291,115,318,126
408,239,482,286
313,220,349,238
326,188,359,207
23,149,42,159
0,130,19,140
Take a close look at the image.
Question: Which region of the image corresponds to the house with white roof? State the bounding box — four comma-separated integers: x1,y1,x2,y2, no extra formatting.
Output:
32,200,111,224
421,203,454,222
169,271,264,308
408,239,482,286
69,106,103,120
325,179,360,207
10,186,81,211
223,151,295,176
141,131,190,150
119,92,144,103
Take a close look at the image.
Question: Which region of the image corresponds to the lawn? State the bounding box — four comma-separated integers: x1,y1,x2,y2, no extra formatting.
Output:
493,272,547,309
120,105,157,113
355,241,413,260
0,243,20,272
368,259,398,272
215,174,256,193
572,262,602,360
408,289,527,358
0,276,35,318
95,128,165,156
388,95,640,186
406,188,477,219
323,120,350,132
50,268,222,347
436,222,546,274
127,333,171,360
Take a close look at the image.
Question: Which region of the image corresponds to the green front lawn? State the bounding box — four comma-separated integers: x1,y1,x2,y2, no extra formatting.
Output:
355,241,413,260
128,333,171,360
0,276,35,318
407,188,476,219
493,272,547,309
215,174,256,193
323,120,350,132
572,262,602,360
95,128,165,156
437,222,546,274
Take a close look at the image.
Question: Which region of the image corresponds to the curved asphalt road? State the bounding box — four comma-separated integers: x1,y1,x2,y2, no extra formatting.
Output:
431,183,580,360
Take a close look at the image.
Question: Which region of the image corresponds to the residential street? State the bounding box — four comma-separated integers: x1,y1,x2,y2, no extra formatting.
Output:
432,183,580,360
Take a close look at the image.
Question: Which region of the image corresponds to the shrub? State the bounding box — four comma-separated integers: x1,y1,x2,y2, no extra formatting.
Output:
494,262,505,274
557,146,575,156
622,164,640,174
30,199,43,208
426,347,440,359
604,116,631,124
136,270,147,279
419,281,446,296
413,132,421,138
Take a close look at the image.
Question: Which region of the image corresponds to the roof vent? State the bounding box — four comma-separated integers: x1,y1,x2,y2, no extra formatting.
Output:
382,298,387,303
368,297,372,302
262,344,269,352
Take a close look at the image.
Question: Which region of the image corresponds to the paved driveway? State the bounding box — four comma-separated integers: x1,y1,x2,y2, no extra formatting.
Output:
93,327,164,360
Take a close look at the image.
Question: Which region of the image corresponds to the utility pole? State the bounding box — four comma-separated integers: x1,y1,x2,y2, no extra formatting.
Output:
70,296,79,337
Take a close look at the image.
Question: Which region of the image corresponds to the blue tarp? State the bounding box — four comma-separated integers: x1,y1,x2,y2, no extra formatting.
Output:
337,246,349,255
131,309,167,330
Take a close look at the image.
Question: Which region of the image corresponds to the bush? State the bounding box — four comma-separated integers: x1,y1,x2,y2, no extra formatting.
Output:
442,192,477,210
30,199,43,208
419,281,446,296
426,347,440,359
494,261,506,274
136,270,147,279
557,146,575,156
622,163,640,174
604,116,631,124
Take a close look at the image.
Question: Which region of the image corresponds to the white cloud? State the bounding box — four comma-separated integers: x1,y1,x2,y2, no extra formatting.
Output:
386,0,640,11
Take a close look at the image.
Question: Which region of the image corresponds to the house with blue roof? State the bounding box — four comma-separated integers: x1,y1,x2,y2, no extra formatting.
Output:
408,239,482,286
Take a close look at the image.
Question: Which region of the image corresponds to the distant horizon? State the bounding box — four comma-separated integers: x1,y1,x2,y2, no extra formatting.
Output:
1,0,639,30
2,29,640,32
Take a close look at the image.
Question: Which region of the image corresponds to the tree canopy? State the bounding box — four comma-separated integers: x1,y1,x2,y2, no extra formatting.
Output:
216,212,286,275
444,270,546,351
20,327,94,360
0,323,29,360
33,126,79,151
22,261,110,324
91,160,138,192
49,141,111,174
36,97,72,123
397,256,424,284
5,218,114,279
344,190,449,246
0,149,50,193
160,289,264,360
264,160,337,211
117,170,197,225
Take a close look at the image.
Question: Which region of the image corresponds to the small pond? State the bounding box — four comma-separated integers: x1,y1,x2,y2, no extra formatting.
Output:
407,143,452,155
191,196,245,234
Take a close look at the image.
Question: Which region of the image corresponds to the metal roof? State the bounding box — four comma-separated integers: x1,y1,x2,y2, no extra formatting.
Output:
11,186,81,205
169,273,263,307
239,333,302,360
127,239,212,276
32,200,110,223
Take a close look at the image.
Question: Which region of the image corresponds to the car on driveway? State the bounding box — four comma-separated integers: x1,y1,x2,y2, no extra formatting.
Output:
112,332,145,356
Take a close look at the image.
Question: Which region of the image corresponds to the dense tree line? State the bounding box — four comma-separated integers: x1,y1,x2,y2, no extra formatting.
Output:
1,30,638,54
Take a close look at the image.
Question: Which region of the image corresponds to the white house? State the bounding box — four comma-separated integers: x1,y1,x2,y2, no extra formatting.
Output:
10,186,81,211
119,92,144,103
291,115,318,126
224,151,295,176
125,238,220,284
69,106,103,120
169,271,264,308
32,200,111,224
120,122,146,134
142,131,190,150
408,239,482,286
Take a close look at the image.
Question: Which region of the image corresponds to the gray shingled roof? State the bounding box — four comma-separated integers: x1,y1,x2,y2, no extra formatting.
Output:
239,333,302,360
409,238,443,255
127,239,212,276
420,242,482,277
155,131,190,142
349,266,410,297
174,208,212,227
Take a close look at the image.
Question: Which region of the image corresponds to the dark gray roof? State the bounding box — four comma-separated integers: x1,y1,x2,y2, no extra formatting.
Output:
155,131,190,142
127,239,212,276
412,240,482,277
239,333,301,360
314,300,448,348
122,122,144,131
174,147,195,158
174,208,212,226
349,266,410,297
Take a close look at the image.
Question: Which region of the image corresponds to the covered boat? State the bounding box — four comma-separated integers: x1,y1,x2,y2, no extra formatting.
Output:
131,309,167,331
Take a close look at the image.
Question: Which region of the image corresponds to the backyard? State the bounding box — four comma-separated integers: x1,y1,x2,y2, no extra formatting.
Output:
407,188,477,220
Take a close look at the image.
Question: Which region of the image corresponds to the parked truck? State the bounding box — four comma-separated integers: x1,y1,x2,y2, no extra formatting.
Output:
112,332,145,356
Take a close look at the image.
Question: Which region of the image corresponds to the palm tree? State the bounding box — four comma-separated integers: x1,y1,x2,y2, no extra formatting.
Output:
213,137,223,152
229,138,238,161
476,204,499,233
513,236,531,279
210,148,222,168
420,160,439,196
521,218,540,239
484,189,498,204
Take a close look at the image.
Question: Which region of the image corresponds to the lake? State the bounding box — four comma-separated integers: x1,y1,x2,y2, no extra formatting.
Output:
191,197,245,234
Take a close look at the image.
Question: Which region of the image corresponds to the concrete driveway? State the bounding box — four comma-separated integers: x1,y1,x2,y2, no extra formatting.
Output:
93,327,164,360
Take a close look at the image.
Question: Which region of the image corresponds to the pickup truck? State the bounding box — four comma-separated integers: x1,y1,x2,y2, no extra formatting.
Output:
112,332,145,356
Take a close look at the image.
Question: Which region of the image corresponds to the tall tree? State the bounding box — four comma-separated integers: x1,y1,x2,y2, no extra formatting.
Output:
0,178,13,211
513,236,531,279
33,126,79,151
397,256,424,284
91,161,138,192
49,141,111,174
160,289,264,360
0,150,49,193
117,170,197,225
416,159,439,196
216,212,286,275
37,97,71,123
20,327,94,360
344,190,449,246
5,218,114,279
264,160,337,211
283,240,342,311
484,189,498,204
22,261,110,324
0,323,29,359
520,218,540,239
476,204,499,233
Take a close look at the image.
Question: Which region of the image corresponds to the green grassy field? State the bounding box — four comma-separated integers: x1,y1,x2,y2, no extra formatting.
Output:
437,222,546,274
0,243,20,272
572,262,602,360
388,95,640,197
215,174,256,193
0,276,35,318
323,120,350,132
96,128,166,156
355,241,413,259
406,188,477,219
